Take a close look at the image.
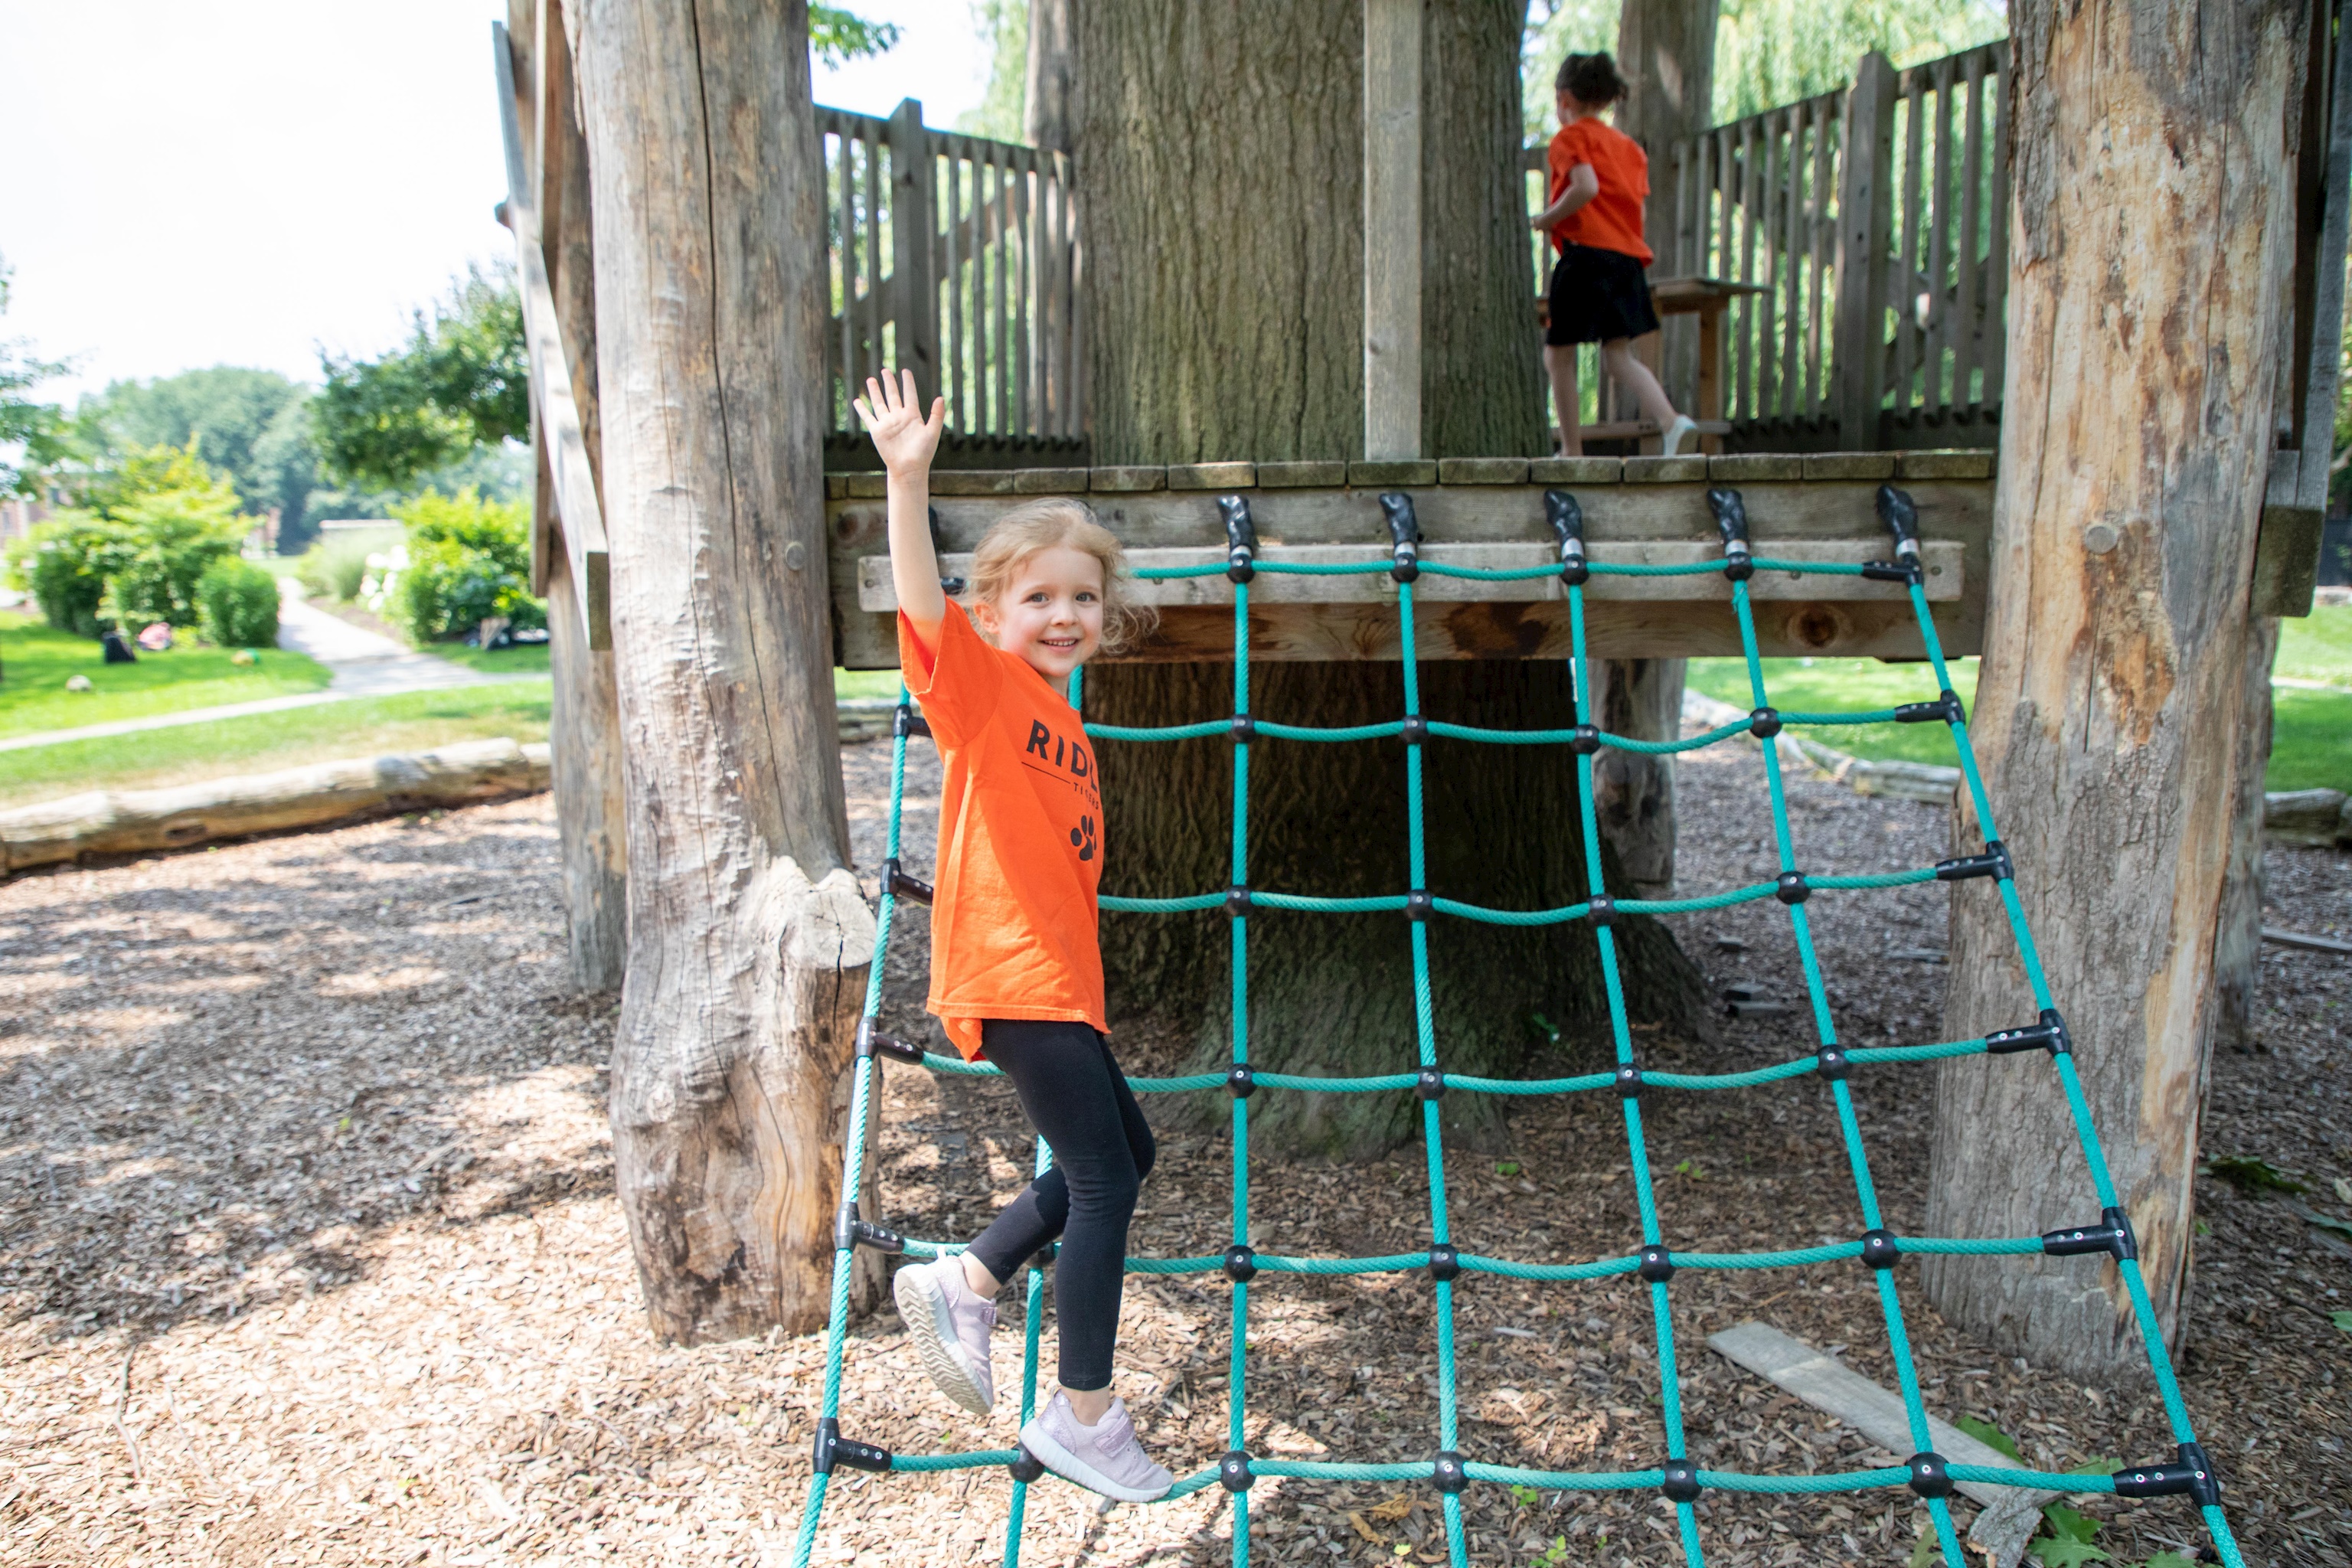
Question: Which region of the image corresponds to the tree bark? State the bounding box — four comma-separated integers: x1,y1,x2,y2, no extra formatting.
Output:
573,0,876,1342
1024,0,1073,154
1922,0,2303,1379
546,520,629,991
2211,618,2280,1051
1076,1,1701,1152
1589,656,1681,898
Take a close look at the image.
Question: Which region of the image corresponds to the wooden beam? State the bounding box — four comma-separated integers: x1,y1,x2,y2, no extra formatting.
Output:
2295,0,2352,512
1832,51,1898,449
1363,0,1423,459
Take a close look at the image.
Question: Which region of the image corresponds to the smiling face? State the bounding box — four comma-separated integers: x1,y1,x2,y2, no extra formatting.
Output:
971,544,1106,688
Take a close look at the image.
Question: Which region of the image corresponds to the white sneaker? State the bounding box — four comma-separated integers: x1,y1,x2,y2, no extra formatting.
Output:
893,1252,995,1414
1018,1391,1173,1503
1661,414,1699,456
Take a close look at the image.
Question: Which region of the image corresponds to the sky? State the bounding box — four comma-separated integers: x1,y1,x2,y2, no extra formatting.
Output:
0,1,989,405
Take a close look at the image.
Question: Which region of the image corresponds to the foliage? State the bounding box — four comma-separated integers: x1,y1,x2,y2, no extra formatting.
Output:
387,488,543,642
810,5,900,66
1954,1413,2023,1462
70,367,318,544
2200,1155,2308,1196
312,263,529,492
956,0,1029,142
3,444,249,634
2027,1503,2112,1566
5,513,131,638
194,557,281,648
2332,1308,2352,1336
294,533,379,602
0,258,73,497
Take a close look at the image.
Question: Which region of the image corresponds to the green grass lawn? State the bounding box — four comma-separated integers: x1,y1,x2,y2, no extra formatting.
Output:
2276,602,2352,688
0,610,332,737
429,639,552,675
2267,686,2352,793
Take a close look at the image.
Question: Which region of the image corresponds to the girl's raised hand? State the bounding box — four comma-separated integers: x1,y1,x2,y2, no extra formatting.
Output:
852,369,946,478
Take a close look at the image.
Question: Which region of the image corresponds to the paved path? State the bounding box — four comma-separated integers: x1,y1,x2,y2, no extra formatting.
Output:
0,590,536,756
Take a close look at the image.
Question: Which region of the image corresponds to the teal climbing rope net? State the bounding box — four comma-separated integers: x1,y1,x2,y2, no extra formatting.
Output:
794,484,2241,1567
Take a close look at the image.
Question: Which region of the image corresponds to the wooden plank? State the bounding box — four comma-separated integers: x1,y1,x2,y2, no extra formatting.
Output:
1984,43,2011,411
1363,0,1423,459
1925,52,1955,413
887,98,938,400
2297,2,2352,511
2263,926,2352,955
1955,49,1987,413
1894,67,1925,423
1808,92,1837,416
1833,52,1898,447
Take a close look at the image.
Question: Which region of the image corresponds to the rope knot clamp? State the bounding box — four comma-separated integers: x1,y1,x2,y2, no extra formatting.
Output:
1217,1449,1255,1491
1586,894,1617,926
1816,1047,1851,1081
1009,1446,1047,1483
1226,1062,1256,1099
1223,1243,1258,1282
1858,1228,1901,1269
1775,871,1810,905
1225,884,1253,919
883,858,933,904
1638,1245,1674,1282
854,1018,929,1067
2113,1442,2219,1507
1895,690,1966,725
1986,1008,2070,1057
1219,495,1257,583
1568,724,1603,756
1430,1451,1468,1494
1613,1063,1645,1099
1416,1067,1446,1100
1876,485,1923,565
1230,713,1256,743
1544,489,1589,584
1427,1243,1461,1282
1659,1459,1701,1502
1706,486,1754,580
2041,1205,2136,1263
1860,560,1922,583
1406,890,1433,922
812,1417,892,1476
893,703,930,739
1749,707,1782,738
1379,492,1422,582
1905,1451,1952,1498
1933,840,2013,882
833,1201,903,1256
1399,714,1429,744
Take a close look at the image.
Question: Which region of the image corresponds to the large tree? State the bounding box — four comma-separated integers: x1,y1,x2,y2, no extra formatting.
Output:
1922,0,2304,1377
1075,0,1704,1155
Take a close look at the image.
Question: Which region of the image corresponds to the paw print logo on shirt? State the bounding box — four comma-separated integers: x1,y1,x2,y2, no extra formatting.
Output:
1070,814,1096,863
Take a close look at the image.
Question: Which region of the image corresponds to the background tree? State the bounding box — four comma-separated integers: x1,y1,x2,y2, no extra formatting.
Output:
312,263,530,495
0,258,70,498
3,443,249,635
70,367,320,547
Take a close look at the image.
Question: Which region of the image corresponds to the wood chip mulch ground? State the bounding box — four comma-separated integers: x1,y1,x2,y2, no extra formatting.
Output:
2,732,2346,1567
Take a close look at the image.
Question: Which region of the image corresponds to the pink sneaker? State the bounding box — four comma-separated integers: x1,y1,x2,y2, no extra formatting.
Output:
893,1253,995,1414
1018,1391,1173,1502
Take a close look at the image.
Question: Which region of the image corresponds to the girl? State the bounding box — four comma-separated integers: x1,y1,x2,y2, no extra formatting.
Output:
851,370,1172,1504
1531,51,1698,459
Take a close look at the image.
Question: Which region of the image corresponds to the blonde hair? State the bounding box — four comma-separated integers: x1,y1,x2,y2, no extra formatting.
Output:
963,498,1158,655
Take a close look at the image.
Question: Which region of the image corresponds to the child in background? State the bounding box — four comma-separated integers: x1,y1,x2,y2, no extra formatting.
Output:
1531,51,1697,458
851,369,1173,1504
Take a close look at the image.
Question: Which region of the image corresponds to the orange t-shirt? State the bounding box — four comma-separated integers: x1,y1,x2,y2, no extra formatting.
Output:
1547,118,1654,266
897,605,1106,1062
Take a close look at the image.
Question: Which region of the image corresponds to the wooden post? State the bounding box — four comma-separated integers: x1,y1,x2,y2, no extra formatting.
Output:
1831,51,1896,451
1615,0,1720,410
887,97,939,400
1025,0,1074,155
573,0,875,1342
1363,0,1423,460
1924,0,2303,1377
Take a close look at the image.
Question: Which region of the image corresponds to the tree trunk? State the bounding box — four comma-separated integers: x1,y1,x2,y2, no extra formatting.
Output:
546,521,629,991
573,0,876,1342
1024,0,1073,155
1589,656,1681,898
1922,0,2302,1379
1075,1,1702,1153
2211,618,2281,1051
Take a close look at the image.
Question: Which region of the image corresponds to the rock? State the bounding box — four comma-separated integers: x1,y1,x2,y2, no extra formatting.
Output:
64,675,93,693
2264,788,2349,848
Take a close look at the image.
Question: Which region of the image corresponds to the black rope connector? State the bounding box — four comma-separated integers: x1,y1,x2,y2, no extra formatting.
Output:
1859,1229,1901,1270
1586,893,1618,926
855,1017,929,1067
1217,1449,1255,1492
1428,1243,1462,1282
1935,840,2014,883
1707,487,1755,581
1614,1063,1645,1099
813,1417,892,1476
1223,1244,1258,1282
1230,713,1256,743
1431,1451,1468,1494
1816,1047,1851,1081
1877,485,1923,564
1416,1067,1446,1101
1400,714,1429,744
1406,890,1434,922
834,1200,904,1256
1895,690,1966,726
1986,1008,2071,1057
1638,1245,1675,1282
884,858,933,904
1219,495,1258,584
2042,1206,2137,1263
1660,1459,1702,1503
1749,707,1782,738
1860,559,1922,584
1010,1446,1047,1483
893,703,930,739
1226,1062,1256,1099
1545,490,1589,585
1380,492,1423,583
1569,724,1603,755
2113,1442,2220,1508
1775,871,1811,905
1225,884,1253,918
1905,1451,1952,1498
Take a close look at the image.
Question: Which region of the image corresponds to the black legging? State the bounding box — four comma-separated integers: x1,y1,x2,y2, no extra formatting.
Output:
964,1019,1156,1392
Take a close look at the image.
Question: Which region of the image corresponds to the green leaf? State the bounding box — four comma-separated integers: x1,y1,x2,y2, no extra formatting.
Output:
1906,1525,1938,1568
2331,1309,2352,1335
2199,1155,2309,1196
2066,1457,2125,1478
2141,1553,2199,1568
1955,1413,2024,1462
1496,1161,1522,1178
2027,1540,2113,1568
2040,1503,2103,1544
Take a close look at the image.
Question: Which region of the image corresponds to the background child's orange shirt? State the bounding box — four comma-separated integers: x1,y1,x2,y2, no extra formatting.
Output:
897,606,1106,1062
1547,118,1654,265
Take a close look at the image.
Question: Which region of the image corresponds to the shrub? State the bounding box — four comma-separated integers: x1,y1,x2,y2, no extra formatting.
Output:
0,442,249,633
387,488,543,640
196,557,281,648
294,533,377,602
100,498,243,627
3,512,133,636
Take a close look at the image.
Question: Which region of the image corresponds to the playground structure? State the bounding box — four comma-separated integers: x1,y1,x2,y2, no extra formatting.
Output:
493,1,2349,1563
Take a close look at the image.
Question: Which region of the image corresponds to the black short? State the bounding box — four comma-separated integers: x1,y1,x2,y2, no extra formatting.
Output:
1545,244,1661,346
